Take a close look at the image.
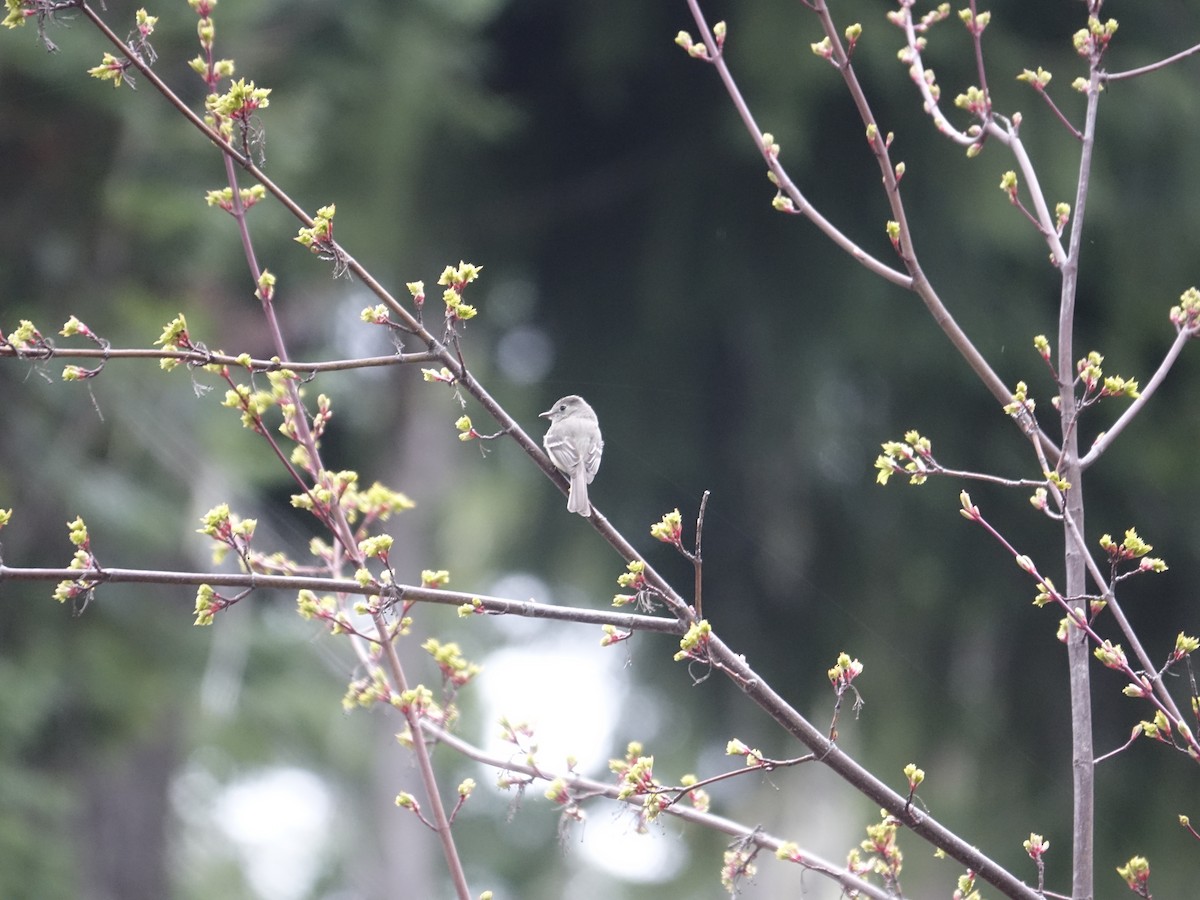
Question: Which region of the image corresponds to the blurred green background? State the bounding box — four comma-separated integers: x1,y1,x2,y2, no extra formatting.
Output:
1,0,1198,897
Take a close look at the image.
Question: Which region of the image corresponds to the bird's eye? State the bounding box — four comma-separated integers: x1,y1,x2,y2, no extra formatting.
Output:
558,404,566,411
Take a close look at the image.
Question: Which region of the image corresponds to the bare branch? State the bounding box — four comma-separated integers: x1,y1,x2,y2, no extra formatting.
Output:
1081,328,1193,467
1104,41,1200,82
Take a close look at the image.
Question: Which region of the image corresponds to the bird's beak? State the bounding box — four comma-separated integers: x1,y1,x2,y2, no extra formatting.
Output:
538,408,553,418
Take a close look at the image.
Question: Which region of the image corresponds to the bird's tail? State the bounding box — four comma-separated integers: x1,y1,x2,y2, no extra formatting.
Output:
568,468,591,516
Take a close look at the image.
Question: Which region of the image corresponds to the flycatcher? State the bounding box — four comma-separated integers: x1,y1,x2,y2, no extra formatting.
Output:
540,395,603,516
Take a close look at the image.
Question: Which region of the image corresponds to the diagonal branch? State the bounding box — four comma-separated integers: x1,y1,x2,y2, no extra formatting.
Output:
1080,327,1193,467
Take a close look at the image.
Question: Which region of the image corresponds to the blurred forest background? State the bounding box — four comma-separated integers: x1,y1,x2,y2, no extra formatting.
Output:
1,0,1198,897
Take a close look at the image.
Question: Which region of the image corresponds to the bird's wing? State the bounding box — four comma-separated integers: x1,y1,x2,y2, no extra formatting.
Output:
583,437,604,483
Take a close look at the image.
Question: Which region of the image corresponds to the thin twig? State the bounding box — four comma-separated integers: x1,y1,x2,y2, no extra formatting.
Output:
1056,511,1190,730
1080,328,1193,467
1103,41,1200,82
374,611,471,899
693,490,709,619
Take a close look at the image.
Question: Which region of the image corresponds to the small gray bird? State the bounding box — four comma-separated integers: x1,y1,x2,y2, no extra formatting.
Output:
540,395,603,516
